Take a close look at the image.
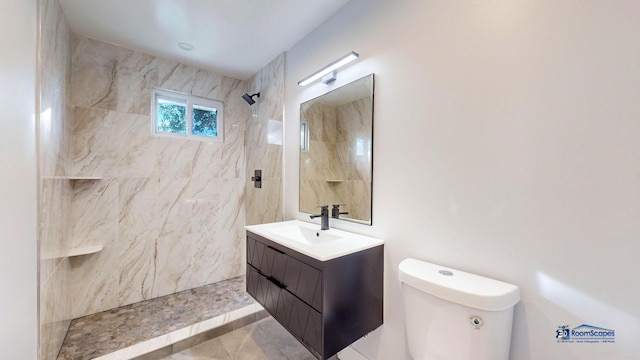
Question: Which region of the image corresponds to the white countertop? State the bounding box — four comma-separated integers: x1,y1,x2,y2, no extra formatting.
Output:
245,220,384,261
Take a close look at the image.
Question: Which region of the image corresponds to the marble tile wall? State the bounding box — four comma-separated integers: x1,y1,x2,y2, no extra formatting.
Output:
37,5,284,356
38,0,73,359
335,98,372,221
244,54,285,225
68,35,251,318
299,98,372,222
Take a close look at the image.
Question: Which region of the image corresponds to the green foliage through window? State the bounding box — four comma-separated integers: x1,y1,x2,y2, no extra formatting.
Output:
157,102,187,134
192,106,217,137
152,88,224,142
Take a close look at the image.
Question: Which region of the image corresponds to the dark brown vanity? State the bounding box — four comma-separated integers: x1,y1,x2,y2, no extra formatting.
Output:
246,229,383,360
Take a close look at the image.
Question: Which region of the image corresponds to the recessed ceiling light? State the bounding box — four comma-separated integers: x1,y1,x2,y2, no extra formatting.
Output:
178,42,194,51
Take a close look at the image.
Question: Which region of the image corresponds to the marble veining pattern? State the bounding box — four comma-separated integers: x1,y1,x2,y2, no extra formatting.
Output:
38,0,73,359
68,35,251,316
37,12,285,358
244,53,285,226
57,277,255,360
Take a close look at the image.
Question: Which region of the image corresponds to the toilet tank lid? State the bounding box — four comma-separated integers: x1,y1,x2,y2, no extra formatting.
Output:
399,258,520,311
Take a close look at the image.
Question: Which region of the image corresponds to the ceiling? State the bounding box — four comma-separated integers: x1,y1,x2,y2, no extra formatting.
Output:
58,0,351,80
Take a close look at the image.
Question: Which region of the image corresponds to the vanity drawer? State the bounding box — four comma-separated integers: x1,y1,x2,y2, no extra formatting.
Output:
247,236,323,312
247,236,289,280
246,266,265,305
246,265,322,356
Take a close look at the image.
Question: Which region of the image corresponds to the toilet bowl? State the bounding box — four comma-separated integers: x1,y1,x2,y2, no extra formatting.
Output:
399,258,520,360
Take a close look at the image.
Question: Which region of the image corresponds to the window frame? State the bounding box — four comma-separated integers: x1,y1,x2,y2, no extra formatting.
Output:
151,87,225,143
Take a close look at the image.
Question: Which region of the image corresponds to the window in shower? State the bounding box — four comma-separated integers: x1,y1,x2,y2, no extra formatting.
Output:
152,88,224,142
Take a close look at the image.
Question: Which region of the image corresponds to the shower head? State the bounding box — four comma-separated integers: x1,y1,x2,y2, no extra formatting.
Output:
242,92,260,105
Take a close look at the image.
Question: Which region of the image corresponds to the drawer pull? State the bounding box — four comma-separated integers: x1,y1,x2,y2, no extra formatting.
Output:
267,276,286,289
267,245,285,255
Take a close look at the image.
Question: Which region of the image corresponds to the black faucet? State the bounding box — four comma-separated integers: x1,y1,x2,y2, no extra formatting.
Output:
331,204,349,219
310,205,330,230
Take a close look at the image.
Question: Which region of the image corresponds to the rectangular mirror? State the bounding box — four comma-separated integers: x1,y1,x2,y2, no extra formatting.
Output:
299,74,374,225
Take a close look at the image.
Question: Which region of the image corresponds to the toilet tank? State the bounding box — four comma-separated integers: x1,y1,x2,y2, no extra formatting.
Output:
398,258,520,360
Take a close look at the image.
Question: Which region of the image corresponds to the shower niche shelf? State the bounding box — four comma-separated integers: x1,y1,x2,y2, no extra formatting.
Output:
42,245,103,260
68,176,102,189
68,176,102,181
40,175,105,261
67,245,103,257
41,176,102,180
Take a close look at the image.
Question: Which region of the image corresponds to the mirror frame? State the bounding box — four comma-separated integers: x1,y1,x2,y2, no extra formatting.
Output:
298,73,375,225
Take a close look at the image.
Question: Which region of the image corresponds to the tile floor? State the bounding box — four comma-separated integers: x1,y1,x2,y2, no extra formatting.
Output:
58,277,255,360
56,276,340,360
160,317,335,360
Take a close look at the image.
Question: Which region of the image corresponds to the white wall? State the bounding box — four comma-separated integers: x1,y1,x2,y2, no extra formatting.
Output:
0,0,38,358
285,1,640,359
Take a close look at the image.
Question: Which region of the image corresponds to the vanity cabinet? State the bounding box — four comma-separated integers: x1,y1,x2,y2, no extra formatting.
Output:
246,231,383,360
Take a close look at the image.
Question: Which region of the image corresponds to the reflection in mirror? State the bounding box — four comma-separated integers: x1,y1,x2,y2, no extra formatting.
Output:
299,74,374,225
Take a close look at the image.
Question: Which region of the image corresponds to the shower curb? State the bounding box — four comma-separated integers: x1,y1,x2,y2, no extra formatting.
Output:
93,304,266,360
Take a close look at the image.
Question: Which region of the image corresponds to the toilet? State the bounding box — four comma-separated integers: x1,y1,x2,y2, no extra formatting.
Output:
398,258,520,360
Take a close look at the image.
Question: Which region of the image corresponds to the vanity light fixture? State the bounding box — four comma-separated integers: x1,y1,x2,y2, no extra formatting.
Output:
298,51,359,86
322,71,337,84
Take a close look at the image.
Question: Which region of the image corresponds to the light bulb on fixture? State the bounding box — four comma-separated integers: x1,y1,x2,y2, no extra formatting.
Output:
298,51,359,86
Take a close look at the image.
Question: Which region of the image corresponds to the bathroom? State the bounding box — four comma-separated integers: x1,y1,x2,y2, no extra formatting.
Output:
2,0,639,359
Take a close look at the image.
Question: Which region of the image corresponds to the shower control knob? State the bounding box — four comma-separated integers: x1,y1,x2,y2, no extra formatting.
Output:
251,170,262,188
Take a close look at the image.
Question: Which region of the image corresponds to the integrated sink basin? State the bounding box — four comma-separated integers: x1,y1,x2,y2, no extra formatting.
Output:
267,224,340,245
245,220,384,261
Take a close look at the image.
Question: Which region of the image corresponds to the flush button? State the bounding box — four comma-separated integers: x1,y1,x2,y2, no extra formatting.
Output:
439,270,453,276
469,315,484,329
